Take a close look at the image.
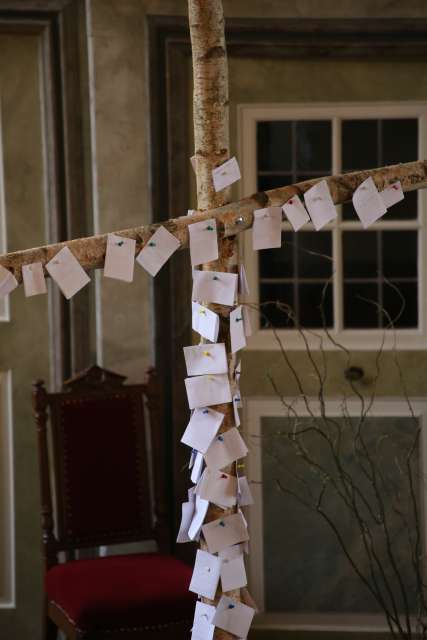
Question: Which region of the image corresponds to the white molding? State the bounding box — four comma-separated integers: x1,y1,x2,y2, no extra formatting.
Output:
243,395,427,631
237,100,427,351
0,371,15,609
0,98,10,323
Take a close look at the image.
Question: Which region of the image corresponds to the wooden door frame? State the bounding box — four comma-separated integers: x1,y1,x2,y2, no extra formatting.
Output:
147,15,427,554
0,0,93,387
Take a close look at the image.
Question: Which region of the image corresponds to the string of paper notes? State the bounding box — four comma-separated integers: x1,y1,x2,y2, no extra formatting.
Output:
0,156,405,639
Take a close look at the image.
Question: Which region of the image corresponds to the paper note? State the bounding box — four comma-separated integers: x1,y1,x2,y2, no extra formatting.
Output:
282,194,310,231
230,306,247,353
185,374,232,410
219,544,246,562
136,226,180,276
212,596,255,638
0,265,18,298
45,247,90,300
103,233,136,282
188,493,210,541
352,176,387,228
22,263,47,297
221,554,247,592
190,155,197,173
189,549,222,600
381,181,404,208
197,468,238,508
181,407,224,453
304,180,337,230
190,450,205,484
192,302,220,342
212,157,241,192
204,427,248,470
233,395,241,428
252,206,282,250
238,263,250,296
184,343,228,376
202,512,249,554
237,476,254,506
176,501,194,543
188,218,219,266
192,270,238,306
191,602,216,640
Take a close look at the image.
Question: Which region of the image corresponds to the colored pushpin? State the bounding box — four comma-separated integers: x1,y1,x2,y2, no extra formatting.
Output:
148,241,156,247
213,275,219,281
203,351,212,357
219,520,225,527
202,409,209,414
206,225,214,231
116,240,124,247
217,435,224,442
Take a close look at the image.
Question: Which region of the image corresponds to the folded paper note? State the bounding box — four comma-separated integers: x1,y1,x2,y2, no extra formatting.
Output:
220,553,247,592
381,181,404,208
0,265,18,298
183,343,228,376
176,501,194,543
189,549,222,600
181,407,224,453
204,427,248,470
136,226,180,276
237,476,254,506
190,450,204,484
304,180,337,230
185,373,232,409
230,306,247,353
212,595,255,638
192,270,238,306
104,233,136,282
353,176,387,228
188,493,210,541
238,263,250,296
22,263,47,297
252,206,282,250
192,302,220,342
188,218,219,266
197,468,238,508
46,247,90,300
282,194,310,231
212,157,241,192
191,602,216,640
202,512,249,554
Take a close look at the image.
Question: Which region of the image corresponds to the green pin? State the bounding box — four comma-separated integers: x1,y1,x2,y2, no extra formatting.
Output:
148,241,156,247
206,225,214,231
117,240,124,247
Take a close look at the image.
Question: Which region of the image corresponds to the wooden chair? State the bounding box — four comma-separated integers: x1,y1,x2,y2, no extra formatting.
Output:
32,365,196,640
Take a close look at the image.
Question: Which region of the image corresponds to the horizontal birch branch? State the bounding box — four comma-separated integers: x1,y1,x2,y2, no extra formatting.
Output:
1,160,426,283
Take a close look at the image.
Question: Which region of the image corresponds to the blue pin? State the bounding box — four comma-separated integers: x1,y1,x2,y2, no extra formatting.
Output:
202,409,209,414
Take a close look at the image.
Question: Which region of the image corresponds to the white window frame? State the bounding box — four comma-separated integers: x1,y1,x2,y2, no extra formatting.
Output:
244,395,427,632
0,371,15,608
237,102,427,351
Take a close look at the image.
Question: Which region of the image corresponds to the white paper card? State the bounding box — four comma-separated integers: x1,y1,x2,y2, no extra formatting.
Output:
212,157,241,192
202,512,249,554
230,306,247,353
191,451,205,484
191,602,216,640
197,468,238,508
238,476,254,506
282,194,310,231
190,155,197,173
189,218,219,266
219,544,245,562
185,374,232,410
0,265,18,298
46,247,90,300
136,226,180,277
103,233,136,282
381,181,404,208
304,180,337,230
176,501,194,543
252,207,282,251
352,176,387,229
22,263,47,297
213,596,255,638
204,427,248,470
192,270,238,306
233,395,241,428
189,549,222,600
192,302,220,342
188,493,209,540
184,343,228,376
238,263,250,296
221,554,247,592
181,407,224,453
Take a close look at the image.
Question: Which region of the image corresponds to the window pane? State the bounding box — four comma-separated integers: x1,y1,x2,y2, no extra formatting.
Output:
383,230,417,279
259,283,294,328
259,236,293,279
258,174,292,192
299,283,333,328
296,121,331,172
382,281,418,328
342,120,378,171
343,231,378,278
344,282,380,328
257,121,292,171
382,119,418,165
298,232,332,279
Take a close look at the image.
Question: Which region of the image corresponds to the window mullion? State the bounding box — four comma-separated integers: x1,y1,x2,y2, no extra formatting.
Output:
333,116,342,333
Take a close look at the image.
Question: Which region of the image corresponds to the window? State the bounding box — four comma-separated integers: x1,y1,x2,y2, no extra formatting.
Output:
238,103,427,349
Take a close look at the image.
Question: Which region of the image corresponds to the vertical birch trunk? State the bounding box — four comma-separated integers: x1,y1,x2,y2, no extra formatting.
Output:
188,1,240,638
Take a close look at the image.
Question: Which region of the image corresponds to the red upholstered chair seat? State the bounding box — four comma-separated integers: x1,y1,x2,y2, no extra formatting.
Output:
46,553,196,633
